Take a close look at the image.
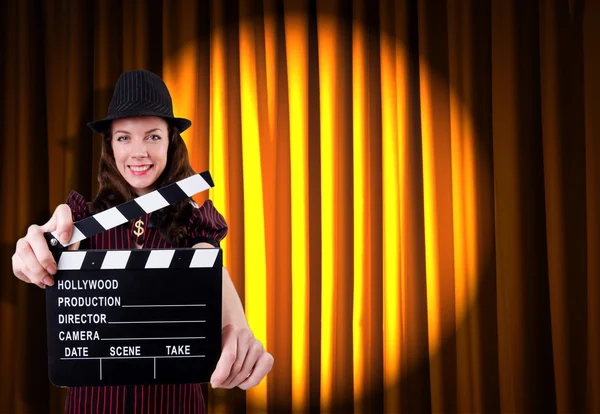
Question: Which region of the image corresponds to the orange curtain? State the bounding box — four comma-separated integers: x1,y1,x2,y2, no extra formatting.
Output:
1,0,598,413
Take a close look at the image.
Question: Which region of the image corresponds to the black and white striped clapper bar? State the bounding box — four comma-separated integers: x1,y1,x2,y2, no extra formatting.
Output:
44,171,223,387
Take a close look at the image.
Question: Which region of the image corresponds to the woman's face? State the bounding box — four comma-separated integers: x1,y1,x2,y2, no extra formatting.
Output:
111,116,169,196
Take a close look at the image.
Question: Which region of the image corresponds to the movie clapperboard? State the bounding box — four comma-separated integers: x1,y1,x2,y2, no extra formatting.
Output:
44,171,222,387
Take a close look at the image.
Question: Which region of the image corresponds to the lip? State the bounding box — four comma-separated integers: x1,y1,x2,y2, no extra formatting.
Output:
128,165,153,176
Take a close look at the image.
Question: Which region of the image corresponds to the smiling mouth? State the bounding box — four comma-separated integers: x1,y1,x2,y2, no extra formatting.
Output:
128,165,153,174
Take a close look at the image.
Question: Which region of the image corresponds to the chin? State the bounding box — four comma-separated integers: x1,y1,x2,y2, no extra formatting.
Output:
128,180,155,195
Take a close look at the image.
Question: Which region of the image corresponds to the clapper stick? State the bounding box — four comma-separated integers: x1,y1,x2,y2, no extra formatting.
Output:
44,170,215,250
44,171,223,387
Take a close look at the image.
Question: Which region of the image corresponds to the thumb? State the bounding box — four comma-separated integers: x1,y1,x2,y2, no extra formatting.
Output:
39,212,57,234
46,204,74,244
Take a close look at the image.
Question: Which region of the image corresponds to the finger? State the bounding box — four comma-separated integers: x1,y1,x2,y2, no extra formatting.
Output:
67,241,81,251
22,261,52,288
12,253,32,283
53,204,74,244
210,326,238,388
238,351,274,390
219,332,255,389
26,225,58,278
225,341,264,389
24,260,55,287
12,252,44,289
16,238,53,286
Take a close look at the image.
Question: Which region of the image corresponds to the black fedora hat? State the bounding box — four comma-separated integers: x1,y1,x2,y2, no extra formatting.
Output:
87,69,192,134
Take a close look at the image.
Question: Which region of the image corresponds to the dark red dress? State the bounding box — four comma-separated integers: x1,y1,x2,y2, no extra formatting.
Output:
62,191,228,414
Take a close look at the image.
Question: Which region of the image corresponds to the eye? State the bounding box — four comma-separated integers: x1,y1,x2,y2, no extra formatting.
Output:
147,135,162,141
116,135,129,142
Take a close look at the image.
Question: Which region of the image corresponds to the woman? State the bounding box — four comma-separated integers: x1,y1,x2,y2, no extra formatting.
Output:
11,70,273,413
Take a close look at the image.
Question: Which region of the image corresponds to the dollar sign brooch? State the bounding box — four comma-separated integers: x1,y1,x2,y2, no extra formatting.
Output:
133,219,145,237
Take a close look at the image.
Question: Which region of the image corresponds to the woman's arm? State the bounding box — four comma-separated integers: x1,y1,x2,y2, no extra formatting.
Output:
192,242,248,329
192,242,273,389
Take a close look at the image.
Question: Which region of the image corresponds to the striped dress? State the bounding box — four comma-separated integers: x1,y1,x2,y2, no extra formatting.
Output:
63,191,228,414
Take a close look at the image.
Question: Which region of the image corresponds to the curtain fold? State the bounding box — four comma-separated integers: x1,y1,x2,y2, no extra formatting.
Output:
583,3,600,412
539,1,588,413
1,0,598,413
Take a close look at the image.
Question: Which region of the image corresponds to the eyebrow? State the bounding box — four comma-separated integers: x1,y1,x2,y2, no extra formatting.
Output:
113,128,164,135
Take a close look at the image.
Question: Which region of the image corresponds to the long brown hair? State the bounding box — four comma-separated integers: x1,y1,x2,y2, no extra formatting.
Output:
90,123,196,246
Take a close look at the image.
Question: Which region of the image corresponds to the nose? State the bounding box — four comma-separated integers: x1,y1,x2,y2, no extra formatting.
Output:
130,140,148,159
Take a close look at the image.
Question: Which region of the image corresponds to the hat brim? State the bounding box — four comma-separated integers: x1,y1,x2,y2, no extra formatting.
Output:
87,113,192,135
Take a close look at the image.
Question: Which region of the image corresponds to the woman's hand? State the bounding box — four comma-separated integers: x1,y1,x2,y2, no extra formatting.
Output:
12,204,74,289
210,324,274,390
